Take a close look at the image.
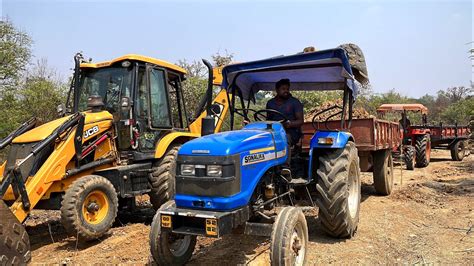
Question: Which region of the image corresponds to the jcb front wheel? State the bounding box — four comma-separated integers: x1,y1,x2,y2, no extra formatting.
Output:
150,200,196,265
315,141,361,238
270,207,308,266
60,175,118,241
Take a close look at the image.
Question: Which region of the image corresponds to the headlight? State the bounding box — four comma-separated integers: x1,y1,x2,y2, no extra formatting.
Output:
180,164,195,176
206,165,222,177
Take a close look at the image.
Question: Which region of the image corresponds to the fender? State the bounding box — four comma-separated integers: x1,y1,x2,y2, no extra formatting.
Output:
154,131,200,159
308,131,354,181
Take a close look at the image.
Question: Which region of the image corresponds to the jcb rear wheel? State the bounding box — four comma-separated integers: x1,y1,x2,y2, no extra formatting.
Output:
315,141,361,238
270,207,308,266
373,149,394,196
0,200,31,265
150,200,196,265
60,175,118,241
149,145,181,210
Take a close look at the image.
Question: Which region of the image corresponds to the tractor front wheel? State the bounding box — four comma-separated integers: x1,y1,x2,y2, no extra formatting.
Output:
150,200,196,265
315,141,361,238
149,145,181,210
415,134,431,168
60,175,118,241
373,149,394,196
450,140,466,161
270,206,308,266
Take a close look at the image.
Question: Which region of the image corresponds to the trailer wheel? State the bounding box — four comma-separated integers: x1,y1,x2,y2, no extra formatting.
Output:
149,145,181,210
60,175,118,241
270,207,308,266
0,200,31,265
450,140,466,161
403,146,415,170
315,141,361,238
150,200,196,265
373,150,394,196
415,134,430,168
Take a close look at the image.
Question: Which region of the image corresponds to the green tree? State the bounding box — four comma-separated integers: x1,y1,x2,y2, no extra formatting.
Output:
0,19,32,89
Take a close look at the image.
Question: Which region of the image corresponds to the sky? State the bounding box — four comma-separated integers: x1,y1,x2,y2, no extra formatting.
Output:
1,0,473,97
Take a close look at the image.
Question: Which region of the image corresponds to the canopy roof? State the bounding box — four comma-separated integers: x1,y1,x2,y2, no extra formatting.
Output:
221,48,360,101
80,54,187,74
377,104,428,114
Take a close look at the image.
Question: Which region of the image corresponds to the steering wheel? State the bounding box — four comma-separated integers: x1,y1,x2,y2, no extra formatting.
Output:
253,109,289,123
311,105,343,130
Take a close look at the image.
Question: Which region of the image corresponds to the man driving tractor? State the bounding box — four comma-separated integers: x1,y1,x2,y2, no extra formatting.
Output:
266,78,304,145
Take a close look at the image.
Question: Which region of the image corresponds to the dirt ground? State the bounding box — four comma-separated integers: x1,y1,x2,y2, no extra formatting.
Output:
27,149,473,265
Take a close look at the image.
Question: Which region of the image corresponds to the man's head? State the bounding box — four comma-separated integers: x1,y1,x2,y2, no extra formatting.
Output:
275,78,291,99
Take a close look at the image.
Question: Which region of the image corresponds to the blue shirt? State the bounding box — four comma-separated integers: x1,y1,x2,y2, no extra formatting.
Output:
266,96,303,144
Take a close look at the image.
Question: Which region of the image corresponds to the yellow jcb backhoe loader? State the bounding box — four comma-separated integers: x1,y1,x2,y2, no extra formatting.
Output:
0,53,229,264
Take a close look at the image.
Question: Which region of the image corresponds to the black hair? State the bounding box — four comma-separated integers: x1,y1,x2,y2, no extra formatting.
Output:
275,78,290,89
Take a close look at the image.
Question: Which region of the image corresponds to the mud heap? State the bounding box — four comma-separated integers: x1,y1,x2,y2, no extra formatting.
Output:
304,99,372,122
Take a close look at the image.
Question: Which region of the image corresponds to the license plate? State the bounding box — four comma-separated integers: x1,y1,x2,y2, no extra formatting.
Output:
205,219,218,236
161,215,172,228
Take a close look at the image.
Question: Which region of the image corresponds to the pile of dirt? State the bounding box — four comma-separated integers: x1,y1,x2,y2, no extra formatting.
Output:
304,99,372,122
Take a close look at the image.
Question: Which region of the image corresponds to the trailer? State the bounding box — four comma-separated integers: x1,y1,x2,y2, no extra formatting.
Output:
301,117,401,195
414,123,471,161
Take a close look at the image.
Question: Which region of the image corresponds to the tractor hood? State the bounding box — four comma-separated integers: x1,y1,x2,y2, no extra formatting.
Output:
12,111,113,143
179,129,275,156
179,122,288,157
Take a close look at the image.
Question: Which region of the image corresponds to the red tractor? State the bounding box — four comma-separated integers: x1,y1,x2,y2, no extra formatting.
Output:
377,104,431,170
377,103,471,170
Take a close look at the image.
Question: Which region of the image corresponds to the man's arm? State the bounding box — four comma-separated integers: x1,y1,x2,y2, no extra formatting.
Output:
285,99,304,128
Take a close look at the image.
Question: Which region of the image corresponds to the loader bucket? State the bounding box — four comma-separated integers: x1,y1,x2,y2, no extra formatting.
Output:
0,200,31,264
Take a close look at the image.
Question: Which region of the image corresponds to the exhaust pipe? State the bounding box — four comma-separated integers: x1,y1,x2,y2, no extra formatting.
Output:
201,59,216,136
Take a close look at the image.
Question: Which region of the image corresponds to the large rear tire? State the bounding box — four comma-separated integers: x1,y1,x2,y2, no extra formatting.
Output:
0,200,31,265
315,141,361,238
415,134,430,168
149,200,196,265
403,146,415,170
60,175,118,241
270,207,308,266
149,145,181,210
450,140,466,161
373,150,394,196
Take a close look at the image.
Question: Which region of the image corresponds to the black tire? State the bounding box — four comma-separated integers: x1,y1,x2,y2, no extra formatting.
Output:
373,150,394,196
60,175,118,241
338,43,369,84
150,200,196,265
450,140,466,161
0,200,31,265
403,146,415,170
270,207,308,266
415,134,430,168
315,141,361,238
149,145,181,210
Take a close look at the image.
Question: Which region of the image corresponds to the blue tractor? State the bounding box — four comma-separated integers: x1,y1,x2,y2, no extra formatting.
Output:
149,45,369,265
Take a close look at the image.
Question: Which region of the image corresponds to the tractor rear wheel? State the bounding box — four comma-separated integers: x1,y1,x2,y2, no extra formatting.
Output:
60,175,118,241
450,140,466,161
150,200,196,265
149,145,181,210
315,141,361,238
270,207,308,266
373,149,394,196
0,200,31,265
403,146,415,170
415,134,431,168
